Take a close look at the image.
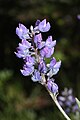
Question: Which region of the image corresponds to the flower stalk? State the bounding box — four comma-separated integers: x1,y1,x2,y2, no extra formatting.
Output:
47,88,71,120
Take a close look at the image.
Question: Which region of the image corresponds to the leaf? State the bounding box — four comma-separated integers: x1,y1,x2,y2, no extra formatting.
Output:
75,98,80,108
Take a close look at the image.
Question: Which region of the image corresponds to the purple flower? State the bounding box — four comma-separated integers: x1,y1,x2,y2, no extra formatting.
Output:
45,36,56,48
58,88,80,114
68,95,75,103
19,39,31,49
16,23,30,40
47,79,58,94
65,101,72,106
25,56,35,67
15,48,29,59
15,19,61,89
31,70,42,82
62,88,72,96
38,19,51,32
38,59,47,73
34,33,45,49
50,57,61,69
65,108,70,114
34,33,42,43
77,14,80,20
40,46,54,58
72,104,80,113
37,42,45,49
49,57,56,67
58,96,66,102
21,65,34,76
47,57,61,77
35,20,41,26
15,40,31,58
34,20,40,33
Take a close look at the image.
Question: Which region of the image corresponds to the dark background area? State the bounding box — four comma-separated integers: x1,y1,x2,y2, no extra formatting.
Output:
0,0,80,120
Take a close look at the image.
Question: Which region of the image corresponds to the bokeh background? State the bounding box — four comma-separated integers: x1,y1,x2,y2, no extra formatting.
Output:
0,0,80,120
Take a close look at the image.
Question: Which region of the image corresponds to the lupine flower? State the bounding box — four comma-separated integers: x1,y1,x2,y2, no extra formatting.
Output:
21,65,34,76
58,88,80,114
25,56,35,67
37,41,45,49
38,19,51,32
47,57,61,77
31,70,42,82
19,39,31,49
15,19,61,95
77,14,80,20
72,104,80,113
15,39,31,58
34,33,45,49
40,36,56,58
38,59,47,74
35,20,41,26
34,33,42,43
40,46,54,58
16,23,30,40
47,79,58,94
45,36,56,48
15,47,30,59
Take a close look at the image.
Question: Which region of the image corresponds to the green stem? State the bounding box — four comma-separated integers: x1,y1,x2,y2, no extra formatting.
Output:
47,89,71,120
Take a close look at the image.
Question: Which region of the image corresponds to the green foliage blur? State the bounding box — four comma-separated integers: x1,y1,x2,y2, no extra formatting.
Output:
0,0,80,119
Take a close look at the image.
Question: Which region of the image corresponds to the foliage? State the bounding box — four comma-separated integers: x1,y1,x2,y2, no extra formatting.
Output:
76,98,80,109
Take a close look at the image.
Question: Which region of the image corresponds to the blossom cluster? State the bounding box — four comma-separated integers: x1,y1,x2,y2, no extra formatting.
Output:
15,19,61,95
58,88,80,114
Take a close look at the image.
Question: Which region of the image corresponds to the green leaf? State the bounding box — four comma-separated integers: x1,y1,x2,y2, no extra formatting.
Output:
75,98,80,108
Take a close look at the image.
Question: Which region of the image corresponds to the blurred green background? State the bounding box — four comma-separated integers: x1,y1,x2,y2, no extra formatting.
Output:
0,0,80,120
